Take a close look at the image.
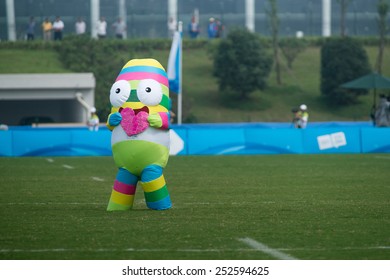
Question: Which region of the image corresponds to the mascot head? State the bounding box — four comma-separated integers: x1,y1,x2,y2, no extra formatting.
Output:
109,58,170,114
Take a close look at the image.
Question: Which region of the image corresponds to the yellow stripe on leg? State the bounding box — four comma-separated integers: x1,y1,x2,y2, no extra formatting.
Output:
140,175,166,193
110,189,134,206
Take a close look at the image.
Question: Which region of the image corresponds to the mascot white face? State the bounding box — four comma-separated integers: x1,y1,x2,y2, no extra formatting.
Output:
109,58,170,114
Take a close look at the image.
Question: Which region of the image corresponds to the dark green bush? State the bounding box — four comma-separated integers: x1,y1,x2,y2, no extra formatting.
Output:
212,28,273,100
320,37,371,106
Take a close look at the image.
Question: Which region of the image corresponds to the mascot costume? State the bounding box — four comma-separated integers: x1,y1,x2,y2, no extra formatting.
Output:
106,58,172,211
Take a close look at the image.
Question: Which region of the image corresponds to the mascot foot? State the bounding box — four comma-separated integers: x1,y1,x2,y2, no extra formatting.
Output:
146,195,172,210
107,201,132,211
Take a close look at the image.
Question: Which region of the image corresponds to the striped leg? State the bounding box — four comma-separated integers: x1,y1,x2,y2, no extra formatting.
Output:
107,168,138,211
140,165,171,210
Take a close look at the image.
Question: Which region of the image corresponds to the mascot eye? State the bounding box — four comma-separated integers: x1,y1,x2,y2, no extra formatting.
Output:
110,80,131,107
137,79,163,106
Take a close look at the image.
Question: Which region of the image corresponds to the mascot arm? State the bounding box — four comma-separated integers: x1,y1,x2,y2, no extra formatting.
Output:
106,112,122,131
148,112,170,130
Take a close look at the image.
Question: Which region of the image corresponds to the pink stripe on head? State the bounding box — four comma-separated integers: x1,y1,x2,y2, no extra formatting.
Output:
114,180,136,195
116,72,168,87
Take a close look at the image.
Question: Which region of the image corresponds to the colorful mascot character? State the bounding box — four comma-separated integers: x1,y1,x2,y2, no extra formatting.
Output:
106,58,172,211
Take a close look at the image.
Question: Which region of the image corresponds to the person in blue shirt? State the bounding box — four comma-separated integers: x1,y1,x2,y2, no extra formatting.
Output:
26,16,36,40
188,16,200,39
207,17,217,38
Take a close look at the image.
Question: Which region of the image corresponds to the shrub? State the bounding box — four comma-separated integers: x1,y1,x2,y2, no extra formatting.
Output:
212,28,273,100
320,37,371,106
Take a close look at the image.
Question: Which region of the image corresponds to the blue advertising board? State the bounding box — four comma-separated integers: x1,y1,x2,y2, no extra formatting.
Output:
1,122,388,157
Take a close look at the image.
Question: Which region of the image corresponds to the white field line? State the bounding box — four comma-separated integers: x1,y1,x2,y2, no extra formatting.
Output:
0,200,329,207
47,158,105,182
91,177,105,182
0,201,154,206
3,199,269,207
0,202,105,206
0,248,224,253
238,237,298,260
1,246,389,254
374,155,390,160
183,201,276,205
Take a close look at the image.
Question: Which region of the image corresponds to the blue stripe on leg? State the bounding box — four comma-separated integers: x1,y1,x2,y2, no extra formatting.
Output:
146,195,172,210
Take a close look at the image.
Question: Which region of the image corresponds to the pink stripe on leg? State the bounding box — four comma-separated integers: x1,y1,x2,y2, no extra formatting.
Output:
114,180,136,195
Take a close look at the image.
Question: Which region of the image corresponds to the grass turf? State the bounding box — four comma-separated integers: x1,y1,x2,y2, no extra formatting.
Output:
0,155,389,260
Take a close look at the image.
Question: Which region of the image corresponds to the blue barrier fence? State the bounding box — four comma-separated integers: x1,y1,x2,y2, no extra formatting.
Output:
1,122,389,157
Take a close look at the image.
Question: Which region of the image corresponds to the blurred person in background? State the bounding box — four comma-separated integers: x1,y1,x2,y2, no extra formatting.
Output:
207,17,217,38
97,16,107,39
293,104,309,129
42,17,52,41
75,17,86,35
112,17,126,39
215,18,224,38
87,107,100,131
26,16,36,40
53,16,64,40
188,15,199,39
374,94,390,127
167,17,177,38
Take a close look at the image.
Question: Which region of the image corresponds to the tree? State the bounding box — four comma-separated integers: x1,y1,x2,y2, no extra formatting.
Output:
337,0,353,37
267,0,282,85
321,37,371,106
213,29,273,100
375,0,389,74
279,38,308,70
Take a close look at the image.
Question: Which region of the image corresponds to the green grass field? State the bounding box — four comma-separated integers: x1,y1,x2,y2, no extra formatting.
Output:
0,155,389,260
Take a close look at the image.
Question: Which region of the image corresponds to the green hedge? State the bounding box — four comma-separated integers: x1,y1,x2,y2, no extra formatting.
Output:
0,35,384,119
321,37,371,106
0,35,382,50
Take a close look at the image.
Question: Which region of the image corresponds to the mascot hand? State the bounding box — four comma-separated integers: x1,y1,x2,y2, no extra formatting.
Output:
108,112,122,126
147,112,170,129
